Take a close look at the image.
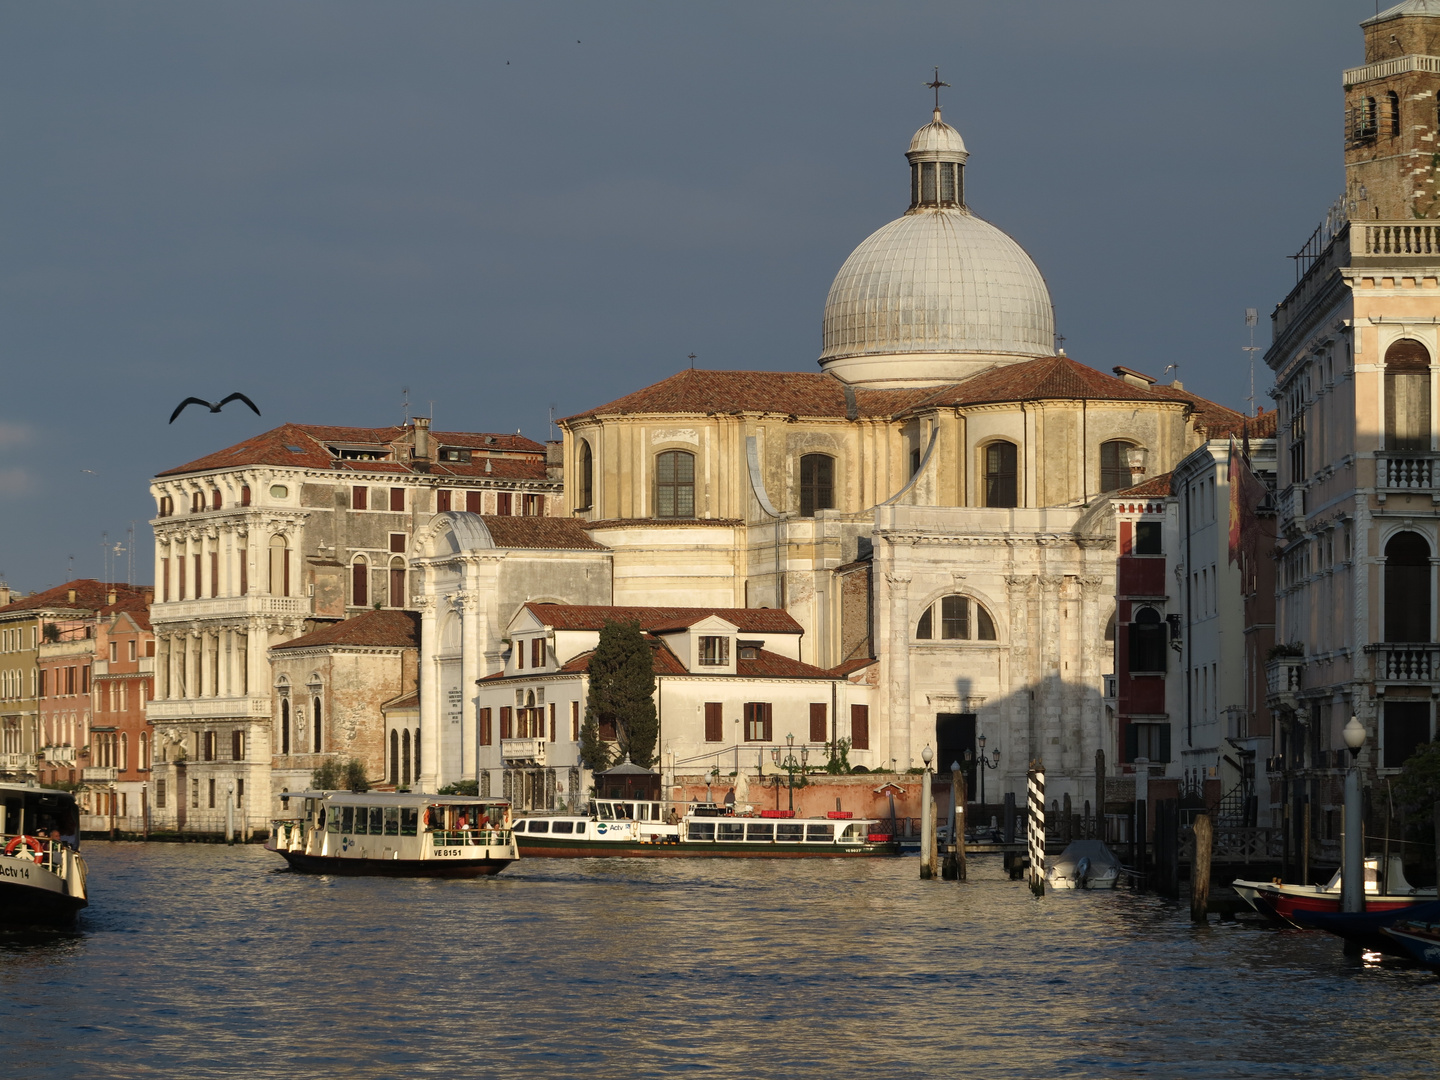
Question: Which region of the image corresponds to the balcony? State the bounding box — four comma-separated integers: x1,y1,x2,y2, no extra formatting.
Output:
145,695,272,721
0,753,37,773
1276,486,1304,533
152,594,311,623
1102,674,1118,706
1354,221,1440,265
1366,643,1440,683
1376,453,1439,499
41,745,78,765
82,767,119,782
1265,656,1303,709
501,738,547,765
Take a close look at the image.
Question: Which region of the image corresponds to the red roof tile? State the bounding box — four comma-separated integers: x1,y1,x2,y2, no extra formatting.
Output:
829,657,878,677
736,648,838,679
1112,471,1175,498
157,423,546,479
524,603,803,634
0,580,151,618
479,517,606,550
271,610,420,651
557,636,690,676
382,690,419,710
902,355,1198,412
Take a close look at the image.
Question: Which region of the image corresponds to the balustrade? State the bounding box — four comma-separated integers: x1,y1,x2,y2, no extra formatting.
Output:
1367,643,1440,682
1377,454,1437,490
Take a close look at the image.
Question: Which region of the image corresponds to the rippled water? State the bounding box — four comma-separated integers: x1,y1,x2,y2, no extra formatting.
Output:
2,843,1437,1079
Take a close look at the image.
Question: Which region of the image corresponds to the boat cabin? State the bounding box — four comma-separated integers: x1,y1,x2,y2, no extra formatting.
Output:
1,784,81,849
593,798,668,823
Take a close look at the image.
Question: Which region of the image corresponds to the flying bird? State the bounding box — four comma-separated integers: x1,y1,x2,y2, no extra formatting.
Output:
169,393,262,424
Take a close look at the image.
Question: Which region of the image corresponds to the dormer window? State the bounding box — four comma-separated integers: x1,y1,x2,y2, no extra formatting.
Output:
327,443,390,461
438,447,471,463
739,646,758,660
698,636,730,666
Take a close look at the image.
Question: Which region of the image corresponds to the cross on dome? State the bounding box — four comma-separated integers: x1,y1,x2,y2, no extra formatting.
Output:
925,67,950,114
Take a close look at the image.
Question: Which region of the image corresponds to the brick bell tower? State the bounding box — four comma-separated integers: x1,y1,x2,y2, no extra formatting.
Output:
1346,1,1440,220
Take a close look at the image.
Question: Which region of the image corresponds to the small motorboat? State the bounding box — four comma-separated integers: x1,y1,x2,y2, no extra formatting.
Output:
1290,899,1440,956
1045,839,1121,890
1233,856,1434,927
1380,920,1440,968
1,784,89,925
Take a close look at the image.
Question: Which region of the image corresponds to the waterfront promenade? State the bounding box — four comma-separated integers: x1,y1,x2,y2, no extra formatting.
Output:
1,845,1435,1078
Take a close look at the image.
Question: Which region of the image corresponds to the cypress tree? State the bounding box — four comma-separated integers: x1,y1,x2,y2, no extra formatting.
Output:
582,619,659,770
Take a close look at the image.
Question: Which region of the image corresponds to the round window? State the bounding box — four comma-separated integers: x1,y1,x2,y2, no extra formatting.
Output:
269,484,289,499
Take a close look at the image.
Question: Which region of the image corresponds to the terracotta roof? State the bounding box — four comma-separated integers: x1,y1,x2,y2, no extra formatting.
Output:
157,423,546,479
584,518,744,530
563,369,930,423
829,657,878,677
382,690,419,710
902,355,1195,412
556,636,689,676
554,641,835,680
479,517,606,550
1204,408,1278,441
1112,471,1175,498
0,580,151,618
524,603,803,634
271,610,420,651
1144,384,1247,438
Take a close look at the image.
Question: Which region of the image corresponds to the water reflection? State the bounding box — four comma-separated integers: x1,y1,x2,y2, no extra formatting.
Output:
0,844,1436,1079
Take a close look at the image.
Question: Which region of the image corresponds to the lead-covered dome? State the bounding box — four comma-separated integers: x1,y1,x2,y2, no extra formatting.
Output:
819,109,1054,388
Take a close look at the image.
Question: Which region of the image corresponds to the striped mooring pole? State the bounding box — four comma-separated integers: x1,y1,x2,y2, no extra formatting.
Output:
1027,764,1046,896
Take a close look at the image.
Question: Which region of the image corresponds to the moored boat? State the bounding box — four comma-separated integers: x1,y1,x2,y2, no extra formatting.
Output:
267,791,518,877
1233,856,1434,927
1290,899,1440,956
513,799,898,858
1379,919,1440,968
0,784,89,925
1045,839,1121,890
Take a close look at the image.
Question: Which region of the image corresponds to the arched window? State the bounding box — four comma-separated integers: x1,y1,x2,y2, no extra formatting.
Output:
655,450,695,518
140,732,150,770
1128,606,1167,672
983,442,1018,508
1385,338,1431,452
352,555,369,608
1100,440,1135,493
1360,96,1378,139
280,697,291,755
1389,90,1401,137
389,557,406,609
1385,531,1432,642
578,439,594,511
312,694,323,753
799,454,835,517
389,729,400,786
414,727,421,780
402,729,412,787
915,595,997,641
268,536,289,597
240,484,251,507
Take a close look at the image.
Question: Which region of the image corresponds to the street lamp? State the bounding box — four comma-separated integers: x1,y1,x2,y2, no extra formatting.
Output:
920,744,936,879
975,733,1001,805
1341,715,1366,913
770,734,808,811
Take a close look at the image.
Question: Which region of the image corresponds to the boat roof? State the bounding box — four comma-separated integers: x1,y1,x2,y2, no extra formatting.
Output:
280,790,510,806
0,783,78,805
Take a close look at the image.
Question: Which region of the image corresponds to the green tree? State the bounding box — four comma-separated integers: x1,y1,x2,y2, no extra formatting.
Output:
1395,742,1440,883
582,619,658,769
312,757,370,793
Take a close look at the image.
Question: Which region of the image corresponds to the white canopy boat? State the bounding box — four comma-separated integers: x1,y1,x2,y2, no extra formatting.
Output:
1045,839,1121,890
0,784,89,925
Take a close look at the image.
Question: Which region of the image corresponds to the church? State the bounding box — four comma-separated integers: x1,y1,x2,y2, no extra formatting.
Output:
415,101,1247,809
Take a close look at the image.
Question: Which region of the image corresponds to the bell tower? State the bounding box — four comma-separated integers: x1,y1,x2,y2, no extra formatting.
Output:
1345,1,1440,219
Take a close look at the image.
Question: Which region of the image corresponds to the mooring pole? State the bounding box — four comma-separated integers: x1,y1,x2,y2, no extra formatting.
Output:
1027,763,1046,896
955,763,967,881
1191,813,1213,923
1094,749,1106,840
942,763,958,880
920,747,935,880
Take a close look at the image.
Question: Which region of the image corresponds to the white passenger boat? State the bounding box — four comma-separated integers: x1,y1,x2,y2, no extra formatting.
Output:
0,784,89,925
513,800,899,858
267,791,518,877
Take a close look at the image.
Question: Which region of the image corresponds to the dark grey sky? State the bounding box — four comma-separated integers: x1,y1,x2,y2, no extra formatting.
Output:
0,1,1372,590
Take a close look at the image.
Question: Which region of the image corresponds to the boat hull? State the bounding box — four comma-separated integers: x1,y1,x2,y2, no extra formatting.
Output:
1232,878,1428,927
1380,923,1440,968
1291,900,1440,956
0,858,87,925
516,836,897,859
275,851,514,878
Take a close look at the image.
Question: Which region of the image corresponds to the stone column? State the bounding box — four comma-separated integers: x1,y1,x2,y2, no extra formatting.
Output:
416,596,440,792
885,566,913,772
459,587,481,782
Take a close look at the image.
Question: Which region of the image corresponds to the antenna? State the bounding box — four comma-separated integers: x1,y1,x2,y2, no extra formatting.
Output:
402,386,411,426
101,531,109,585
548,403,557,441
1243,307,1260,416
688,353,697,369
128,522,135,586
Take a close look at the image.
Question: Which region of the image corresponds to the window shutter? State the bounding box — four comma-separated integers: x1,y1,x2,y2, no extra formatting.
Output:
549,703,557,742
532,638,544,668
466,491,483,513
390,487,405,512
496,492,512,515
210,552,219,598
238,550,247,596
480,708,491,746
762,703,773,742
571,701,580,741
809,702,827,743
705,702,723,742
500,706,512,740
1158,724,1172,764
352,486,367,511
437,490,451,512
232,730,243,760
851,704,869,750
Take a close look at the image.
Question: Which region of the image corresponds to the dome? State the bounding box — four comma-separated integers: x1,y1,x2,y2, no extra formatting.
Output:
819,110,1054,388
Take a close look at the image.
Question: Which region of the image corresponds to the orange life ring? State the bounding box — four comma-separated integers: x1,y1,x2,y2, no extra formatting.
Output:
4,835,45,863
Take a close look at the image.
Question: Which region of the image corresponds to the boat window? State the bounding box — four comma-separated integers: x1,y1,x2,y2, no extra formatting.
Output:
839,824,862,841
776,823,804,842
316,807,327,829
687,822,716,841
532,820,551,833
805,824,834,842
574,822,587,835
512,820,528,832
551,820,574,834
341,806,355,833
327,810,340,834
598,803,614,821
369,807,384,834
717,822,745,841
400,808,418,836
384,807,400,836
745,823,775,841
616,803,634,820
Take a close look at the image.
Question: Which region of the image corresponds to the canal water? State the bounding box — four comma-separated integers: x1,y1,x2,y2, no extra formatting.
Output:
2,844,1437,1079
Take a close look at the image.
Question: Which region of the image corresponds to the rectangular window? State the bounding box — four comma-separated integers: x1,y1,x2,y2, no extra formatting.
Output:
389,487,405,512
698,636,730,666
851,704,870,750
516,640,524,670
156,778,166,809
571,700,580,741
129,640,137,662
496,492,512,515
1134,521,1162,555
352,486,368,511
940,595,968,640
1124,722,1172,764
191,778,199,808
437,490,452,512
177,557,186,600
705,702,724,742
531,638,544,668
208,778,216,809
210,551,219,598
500,706,512,740
466,491,483,513
800,454,834,517
809,702,827,744
109,641,118,663
81,666,90,694
549,702,556,742
238,549,247,596
236,779,244,807
480,708,492,746
523,494,543,516
232,730,243,761
37,669,46,698
389,533,406,554
744,702,772,742
192,554,201,598
1384,701,1431,768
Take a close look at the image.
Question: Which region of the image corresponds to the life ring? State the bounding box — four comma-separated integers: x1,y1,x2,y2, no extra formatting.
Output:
4,835,45,863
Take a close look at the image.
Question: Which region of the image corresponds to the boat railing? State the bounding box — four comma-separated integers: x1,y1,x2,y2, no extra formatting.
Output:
270,819,307,852
429,828,510,848
1,833,79,877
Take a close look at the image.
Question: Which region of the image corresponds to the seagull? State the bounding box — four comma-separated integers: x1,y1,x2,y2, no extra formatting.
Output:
169,392,261,424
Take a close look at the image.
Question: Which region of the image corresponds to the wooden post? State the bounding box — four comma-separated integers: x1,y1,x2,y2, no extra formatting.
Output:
1191,813,1213,923
141,785,150,842
928,796,939,880
1094,749,1105,840
1027,764,1046,896
1301,798,1311,885
954,764,968,881
920,767,935,880
1062,791,1073,845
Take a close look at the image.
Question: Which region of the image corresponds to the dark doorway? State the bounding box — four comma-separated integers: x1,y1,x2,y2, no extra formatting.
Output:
935,713,977,797
1384,531,1431,642
1384,701,1431,768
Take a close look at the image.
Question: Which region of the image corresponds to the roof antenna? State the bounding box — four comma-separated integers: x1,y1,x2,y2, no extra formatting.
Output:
1163,363,1180,387
688,353,696,369
549,403,557,440
402,386,410,426
1243,308,1260,417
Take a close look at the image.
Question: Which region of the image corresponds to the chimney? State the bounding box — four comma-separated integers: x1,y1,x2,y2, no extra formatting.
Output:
108,589,117,606
68,589,76,605
413,416,432,461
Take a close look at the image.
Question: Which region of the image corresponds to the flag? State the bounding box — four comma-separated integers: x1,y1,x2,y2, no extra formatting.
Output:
1228,433,1269,567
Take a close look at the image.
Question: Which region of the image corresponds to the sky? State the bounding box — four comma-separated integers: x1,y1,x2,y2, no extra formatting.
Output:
0,0,1378,591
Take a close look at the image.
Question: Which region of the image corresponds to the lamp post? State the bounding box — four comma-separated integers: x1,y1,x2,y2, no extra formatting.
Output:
768,734,807,812
1342,715,1366,914
920,744,936,880
975,733,1000,806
